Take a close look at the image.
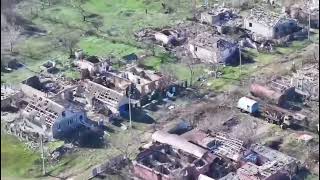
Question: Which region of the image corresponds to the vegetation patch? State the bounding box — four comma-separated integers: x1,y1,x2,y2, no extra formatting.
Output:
1,134,40,178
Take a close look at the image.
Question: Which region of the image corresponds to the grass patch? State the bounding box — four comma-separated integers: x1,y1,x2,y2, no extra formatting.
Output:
47,141,64,154
1,133,40,178
207,65,253,91
78,36,143,58
1,69,35,84
63,69,80,80
141,52,177,70
277,40,311,54
245,49,280,64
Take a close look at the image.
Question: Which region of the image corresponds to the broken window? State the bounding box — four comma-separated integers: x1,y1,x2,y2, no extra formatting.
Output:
79,115,83,120
249,23,252,27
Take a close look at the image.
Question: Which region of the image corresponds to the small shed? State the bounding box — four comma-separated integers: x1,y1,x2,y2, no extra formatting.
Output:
237,97,259,114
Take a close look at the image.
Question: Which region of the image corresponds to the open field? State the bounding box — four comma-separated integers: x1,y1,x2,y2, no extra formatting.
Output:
1,132,41,178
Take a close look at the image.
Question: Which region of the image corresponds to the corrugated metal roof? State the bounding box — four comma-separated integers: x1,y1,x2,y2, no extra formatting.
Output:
152,131,207,158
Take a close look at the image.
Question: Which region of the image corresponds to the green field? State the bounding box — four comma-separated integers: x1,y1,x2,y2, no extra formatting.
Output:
1,133,41,178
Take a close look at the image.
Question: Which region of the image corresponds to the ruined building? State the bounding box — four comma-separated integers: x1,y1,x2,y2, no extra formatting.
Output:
285,4,319,28
154,29,186,46
74,54,110,75
200,7,238,26
181,129,244,162
18,75,93,140
1,85,22,110
133,130,299,180
133,131,217,180
230,144,299,180
80,65,172,115
244,8,300,40
189,32,238,65
81,79,129,114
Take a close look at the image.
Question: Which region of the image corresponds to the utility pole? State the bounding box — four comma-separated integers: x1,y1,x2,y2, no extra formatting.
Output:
40,135,46,176
128,84,132,129
308,6,311,41
239,42,242,75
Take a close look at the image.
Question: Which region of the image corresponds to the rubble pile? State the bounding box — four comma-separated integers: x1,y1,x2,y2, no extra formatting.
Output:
292,64,319,101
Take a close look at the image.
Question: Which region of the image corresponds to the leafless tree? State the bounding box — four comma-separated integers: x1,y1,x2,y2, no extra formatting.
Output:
229,118,257,146
60,33,79,57
160,64,178,83
70,0,88,22
109,131,142,160
7,22,21,53
184,56,196,86
145,40,155,56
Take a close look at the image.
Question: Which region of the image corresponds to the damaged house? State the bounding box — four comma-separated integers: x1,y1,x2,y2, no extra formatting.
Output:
105,65,171,99
285,4,319,28
244,8,300,40
133,131,217,180
81,65,172,115
229,144,299,180
18,76,93,140
81,79,129,115
1,85,22,110
74,54,110,75
154,29,187,46
133,130,299,180
189,32,238,65
200,7,239,27
181,129,245,162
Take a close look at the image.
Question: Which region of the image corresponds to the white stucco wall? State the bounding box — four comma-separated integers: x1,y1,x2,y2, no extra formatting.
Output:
189,44,217,63
75,60,95,73
190,43,236,64
244,19,274,39
154,32,170,44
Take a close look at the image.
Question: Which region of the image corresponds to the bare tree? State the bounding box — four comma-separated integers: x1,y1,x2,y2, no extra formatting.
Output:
7,22,21,53
160,64,178,83
110,131,142,160
70,0,88,22
60,33,79,57
229,118,257,146
145,40,156,56
184,56,196,86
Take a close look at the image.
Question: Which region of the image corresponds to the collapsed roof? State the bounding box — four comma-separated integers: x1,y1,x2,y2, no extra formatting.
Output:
245,7,291,27
190,32,237,52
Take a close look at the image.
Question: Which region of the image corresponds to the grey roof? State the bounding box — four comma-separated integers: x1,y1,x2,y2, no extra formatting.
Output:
152,131,207,158
190,32,236,51
245,8,289,27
